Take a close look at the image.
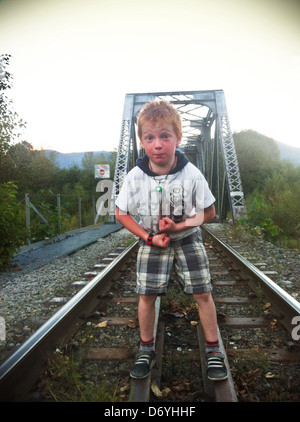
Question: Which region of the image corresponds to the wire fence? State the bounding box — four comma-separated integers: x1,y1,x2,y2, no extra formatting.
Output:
24,192,108,245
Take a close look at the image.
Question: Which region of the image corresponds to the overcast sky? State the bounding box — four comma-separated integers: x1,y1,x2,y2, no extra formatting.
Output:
1,0,299,153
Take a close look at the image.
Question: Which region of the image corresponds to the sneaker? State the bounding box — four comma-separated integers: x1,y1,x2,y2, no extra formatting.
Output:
206,352,228,381
130,350,156,379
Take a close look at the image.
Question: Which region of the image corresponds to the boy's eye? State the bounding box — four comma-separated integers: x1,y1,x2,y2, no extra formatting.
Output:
143,132,171,142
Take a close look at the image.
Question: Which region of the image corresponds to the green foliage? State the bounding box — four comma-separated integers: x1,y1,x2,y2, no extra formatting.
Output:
237,171,300,248
0,54,26,165
262,161,300,243
0,182,26,268
28,189,70,242
47,351,123,402
2,142,60,192
238,195,283,243
234,130,300,249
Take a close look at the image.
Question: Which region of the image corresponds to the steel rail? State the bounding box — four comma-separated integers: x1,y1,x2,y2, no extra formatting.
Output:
129,297,161,402
202,225,300,336
0,240,139,401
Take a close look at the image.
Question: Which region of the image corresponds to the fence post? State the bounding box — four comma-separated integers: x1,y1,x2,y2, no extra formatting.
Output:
57,194,61,233
25,193,31,245
78,195,81,229
92,196,95,225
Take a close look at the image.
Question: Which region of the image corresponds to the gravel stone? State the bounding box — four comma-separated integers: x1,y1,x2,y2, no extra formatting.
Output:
0,228,134,364
206,223,300,301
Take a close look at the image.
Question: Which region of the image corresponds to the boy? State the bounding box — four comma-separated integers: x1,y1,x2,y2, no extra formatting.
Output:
115,100,227,381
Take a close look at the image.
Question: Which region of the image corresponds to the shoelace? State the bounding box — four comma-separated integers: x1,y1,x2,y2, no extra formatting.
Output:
135,353,152,366
207,355,224,369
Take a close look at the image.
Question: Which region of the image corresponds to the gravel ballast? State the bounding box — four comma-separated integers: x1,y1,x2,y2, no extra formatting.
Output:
0,228,134,365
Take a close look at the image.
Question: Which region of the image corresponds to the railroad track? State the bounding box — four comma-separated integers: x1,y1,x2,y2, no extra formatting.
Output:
0,225,299,402
203,226,300,401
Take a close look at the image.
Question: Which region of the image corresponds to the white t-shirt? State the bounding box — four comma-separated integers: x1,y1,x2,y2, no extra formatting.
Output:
115,161,215,240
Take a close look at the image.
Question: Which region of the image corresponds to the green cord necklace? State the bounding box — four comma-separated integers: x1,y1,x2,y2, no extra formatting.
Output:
149,156,177,193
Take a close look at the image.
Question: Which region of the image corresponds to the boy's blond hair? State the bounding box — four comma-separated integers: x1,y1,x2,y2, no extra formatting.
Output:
137,100,182,140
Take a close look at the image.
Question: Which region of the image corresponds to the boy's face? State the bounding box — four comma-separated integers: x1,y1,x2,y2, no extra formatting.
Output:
140,121,181,171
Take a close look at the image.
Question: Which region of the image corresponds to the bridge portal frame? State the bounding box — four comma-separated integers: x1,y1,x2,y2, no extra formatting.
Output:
112,90,246,221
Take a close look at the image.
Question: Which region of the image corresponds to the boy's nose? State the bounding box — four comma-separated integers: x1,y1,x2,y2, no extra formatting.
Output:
153,138,163,148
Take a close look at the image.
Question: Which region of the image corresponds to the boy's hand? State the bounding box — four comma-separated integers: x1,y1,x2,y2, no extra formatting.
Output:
153,233,170,248
159,217,177,233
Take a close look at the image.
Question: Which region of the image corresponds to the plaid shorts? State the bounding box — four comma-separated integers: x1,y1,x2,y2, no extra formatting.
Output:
136,229,212,295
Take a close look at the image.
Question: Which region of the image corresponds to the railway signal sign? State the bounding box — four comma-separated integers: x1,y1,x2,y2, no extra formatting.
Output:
95,164,110,179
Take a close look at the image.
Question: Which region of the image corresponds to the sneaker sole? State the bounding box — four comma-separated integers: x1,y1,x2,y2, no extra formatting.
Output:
208,374,228,381
130,372,150,380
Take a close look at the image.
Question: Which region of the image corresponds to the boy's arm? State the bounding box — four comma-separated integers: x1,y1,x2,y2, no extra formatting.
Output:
159,204,216,233
202,204,216,223
116,207,170,248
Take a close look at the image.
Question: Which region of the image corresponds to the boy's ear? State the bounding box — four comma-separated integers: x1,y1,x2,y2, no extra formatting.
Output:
176,135,182,146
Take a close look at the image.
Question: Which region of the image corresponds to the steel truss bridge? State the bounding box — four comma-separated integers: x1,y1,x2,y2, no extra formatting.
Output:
112,90,246,221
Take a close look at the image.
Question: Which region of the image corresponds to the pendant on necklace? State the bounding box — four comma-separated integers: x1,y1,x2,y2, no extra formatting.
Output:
155,185,162,193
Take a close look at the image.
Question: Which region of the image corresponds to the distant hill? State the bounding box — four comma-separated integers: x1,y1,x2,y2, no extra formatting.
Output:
45,141,300,169
44,150,112,169
275,141,300,166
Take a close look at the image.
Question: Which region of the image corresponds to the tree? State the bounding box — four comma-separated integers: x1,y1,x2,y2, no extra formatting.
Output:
28,150,59,192
0,54,26,182
3,142,59,195
4,141,34,190
234,130,300,248
0,182,26,268
262,161,300,244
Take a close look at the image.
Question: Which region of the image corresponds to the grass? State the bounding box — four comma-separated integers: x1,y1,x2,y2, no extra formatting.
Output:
160,282,195,313
46,349,124,402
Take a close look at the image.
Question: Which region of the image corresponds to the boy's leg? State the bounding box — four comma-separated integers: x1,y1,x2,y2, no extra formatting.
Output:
130,294,157,379
193,292,228,381
138,294,157,343
132,243,172,379
193,292,218,342
173,231,227,381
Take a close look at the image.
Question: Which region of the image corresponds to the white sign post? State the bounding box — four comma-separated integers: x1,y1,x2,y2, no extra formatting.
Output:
95,164,111,224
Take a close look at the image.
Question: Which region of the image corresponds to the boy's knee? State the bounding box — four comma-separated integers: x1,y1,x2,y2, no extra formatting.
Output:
139,294,157,306
193,291,212,304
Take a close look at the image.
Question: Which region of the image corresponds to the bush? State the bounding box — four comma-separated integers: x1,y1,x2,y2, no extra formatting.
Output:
0,182,26,268
239,190,300,249
238,195,283,244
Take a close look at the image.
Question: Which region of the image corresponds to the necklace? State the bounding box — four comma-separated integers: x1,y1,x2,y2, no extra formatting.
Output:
153,177,167,193
149,156,177,193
